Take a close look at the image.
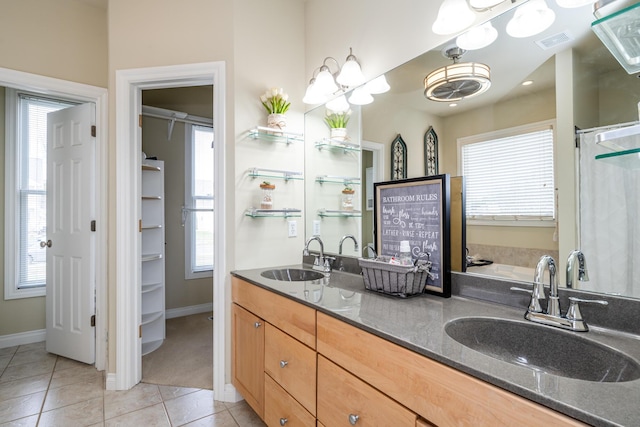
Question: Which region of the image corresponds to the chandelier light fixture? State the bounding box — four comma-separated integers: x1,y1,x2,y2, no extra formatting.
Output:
424,47,491,102
303,48,366,105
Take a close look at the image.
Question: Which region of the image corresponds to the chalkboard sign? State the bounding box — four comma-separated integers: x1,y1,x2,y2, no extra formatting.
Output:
374,174,451,297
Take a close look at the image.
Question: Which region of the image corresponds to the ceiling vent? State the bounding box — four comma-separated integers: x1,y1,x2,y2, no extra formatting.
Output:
535,30,575,50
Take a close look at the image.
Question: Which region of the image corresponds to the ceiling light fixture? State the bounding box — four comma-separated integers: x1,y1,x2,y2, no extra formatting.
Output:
432,0,477,35
555,0,594,7
348,86,374,105
456,21,499,50
522,80,534,86
506,0,556,38
424,47,491,102
364,74,391,94
303,48,365,105
468,0,508,11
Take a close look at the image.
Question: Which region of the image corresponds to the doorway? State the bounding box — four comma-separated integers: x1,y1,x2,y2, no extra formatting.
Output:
113,62,229,398
0,67,108,371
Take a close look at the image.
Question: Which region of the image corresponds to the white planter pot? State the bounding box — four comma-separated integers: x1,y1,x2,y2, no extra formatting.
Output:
267,113,287,133
330,127,348,142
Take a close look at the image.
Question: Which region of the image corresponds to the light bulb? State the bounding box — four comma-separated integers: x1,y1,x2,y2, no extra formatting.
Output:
432,0,476,35
337,56,365,87
314,67,339,96
456,22,498,50
302,81,327,105
506,0,555,38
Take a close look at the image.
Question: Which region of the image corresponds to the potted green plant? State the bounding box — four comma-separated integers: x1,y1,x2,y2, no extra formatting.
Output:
260,87,290,131
324,109,351,142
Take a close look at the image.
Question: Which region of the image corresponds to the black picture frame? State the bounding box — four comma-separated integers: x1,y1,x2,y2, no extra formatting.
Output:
390,134,407,180
373,175,451,297
424,126,438,176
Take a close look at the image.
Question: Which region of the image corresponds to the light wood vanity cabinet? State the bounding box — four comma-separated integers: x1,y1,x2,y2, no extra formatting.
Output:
232,277,587,427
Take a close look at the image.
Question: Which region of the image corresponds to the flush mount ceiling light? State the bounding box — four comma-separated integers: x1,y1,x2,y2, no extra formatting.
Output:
432,0,476,35
303,48,365,105
506,0,556,38
456,21,499,50
424,47,491,102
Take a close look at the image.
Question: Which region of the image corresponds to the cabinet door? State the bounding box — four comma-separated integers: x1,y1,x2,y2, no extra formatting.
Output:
264,374,316,427
317,355,417,426
232,303,265,418
265,323,317,415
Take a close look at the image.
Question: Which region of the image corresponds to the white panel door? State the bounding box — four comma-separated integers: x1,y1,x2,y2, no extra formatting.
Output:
45,103,96,364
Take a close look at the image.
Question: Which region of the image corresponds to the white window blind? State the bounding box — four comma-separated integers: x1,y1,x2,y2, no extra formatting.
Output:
459,122,555,222
5,91,76,299
185,124,214,279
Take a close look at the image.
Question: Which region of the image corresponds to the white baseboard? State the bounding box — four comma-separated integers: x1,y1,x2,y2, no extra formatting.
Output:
105,373,117,390
221,383,243,402
0,329,46,349
165,302,213,319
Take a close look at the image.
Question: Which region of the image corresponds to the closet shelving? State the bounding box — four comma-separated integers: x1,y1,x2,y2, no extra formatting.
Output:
141,159,165,356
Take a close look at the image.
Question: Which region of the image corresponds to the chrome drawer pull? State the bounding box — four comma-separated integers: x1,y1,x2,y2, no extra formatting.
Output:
254,322,262,328
279,418,288,426
279,360,288,368
349,414,359,425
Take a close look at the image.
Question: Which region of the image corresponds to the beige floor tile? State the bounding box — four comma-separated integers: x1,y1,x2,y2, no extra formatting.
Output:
49,364,103,390
227,401,266,427
157,384,200,401
0,374,51,402
103,382,161,420
0,355,13,372
7,349,55,368
104,403,170,427
183,410,239,427
0,391,46,424
0,347,18,358
38,396,103,427
0,359,56,384
0,413,39,426
164,389,225,426
42,378,104,412
15,343,44,354
54,356,91,372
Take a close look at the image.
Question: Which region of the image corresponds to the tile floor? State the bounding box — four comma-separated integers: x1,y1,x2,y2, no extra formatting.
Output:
0,342,266,426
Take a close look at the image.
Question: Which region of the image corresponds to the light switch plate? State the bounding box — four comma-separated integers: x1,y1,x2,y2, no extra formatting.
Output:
313,220,321,236
288,220,297,237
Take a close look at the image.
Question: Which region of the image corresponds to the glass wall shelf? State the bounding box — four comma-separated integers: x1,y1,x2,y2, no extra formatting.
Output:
595,122,640,151
245,208,302,218
248,167,303,181
317,209,362,218
315,139,361,153
595,148,640,169
248,126,304,144
315,175,361,186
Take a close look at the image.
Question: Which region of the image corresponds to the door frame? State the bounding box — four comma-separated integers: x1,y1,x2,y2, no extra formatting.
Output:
113,62,229,397
0,67,108,371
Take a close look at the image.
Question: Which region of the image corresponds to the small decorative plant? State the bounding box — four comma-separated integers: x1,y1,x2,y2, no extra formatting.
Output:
342,185,354,194
260,181,275,190
260,88,291,115
324,109,351,129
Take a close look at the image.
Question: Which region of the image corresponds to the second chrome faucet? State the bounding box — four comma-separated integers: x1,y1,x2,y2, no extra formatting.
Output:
512,251,607,332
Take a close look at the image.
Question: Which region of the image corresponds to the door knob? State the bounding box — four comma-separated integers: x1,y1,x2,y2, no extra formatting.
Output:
40,240,52,248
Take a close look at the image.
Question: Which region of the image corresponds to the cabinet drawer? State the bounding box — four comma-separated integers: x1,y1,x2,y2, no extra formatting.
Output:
265,323,317,415
318,355,417,426
264,374,315,427
317,312,587,427
232,277,316,348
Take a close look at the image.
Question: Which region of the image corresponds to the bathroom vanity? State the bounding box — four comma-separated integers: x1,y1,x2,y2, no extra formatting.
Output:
230,267,640,426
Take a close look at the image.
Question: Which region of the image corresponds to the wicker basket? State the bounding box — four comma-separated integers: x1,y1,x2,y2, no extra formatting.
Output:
358,257,431,298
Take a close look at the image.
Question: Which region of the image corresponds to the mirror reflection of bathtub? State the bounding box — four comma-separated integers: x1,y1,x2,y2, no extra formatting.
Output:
466,263,534,283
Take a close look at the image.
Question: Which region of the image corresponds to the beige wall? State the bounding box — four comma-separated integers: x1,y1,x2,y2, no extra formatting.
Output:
0,0,107,336
142,86,214,311
0,0,107,87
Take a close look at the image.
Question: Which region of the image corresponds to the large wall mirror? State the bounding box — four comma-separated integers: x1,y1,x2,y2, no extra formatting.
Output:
304,0,640,299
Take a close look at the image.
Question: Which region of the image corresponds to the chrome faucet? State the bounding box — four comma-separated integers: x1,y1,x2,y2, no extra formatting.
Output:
566,250,589,289
535,255,559,317
512,254,608,332
303,236,331,273
338,235,359,255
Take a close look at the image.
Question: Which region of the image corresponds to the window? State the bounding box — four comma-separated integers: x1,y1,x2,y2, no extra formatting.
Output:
184,124,214,279
458,120,555,225
5,90,76,299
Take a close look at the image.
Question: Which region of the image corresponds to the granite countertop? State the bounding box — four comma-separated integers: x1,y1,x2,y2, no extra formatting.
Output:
232,265,640,427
